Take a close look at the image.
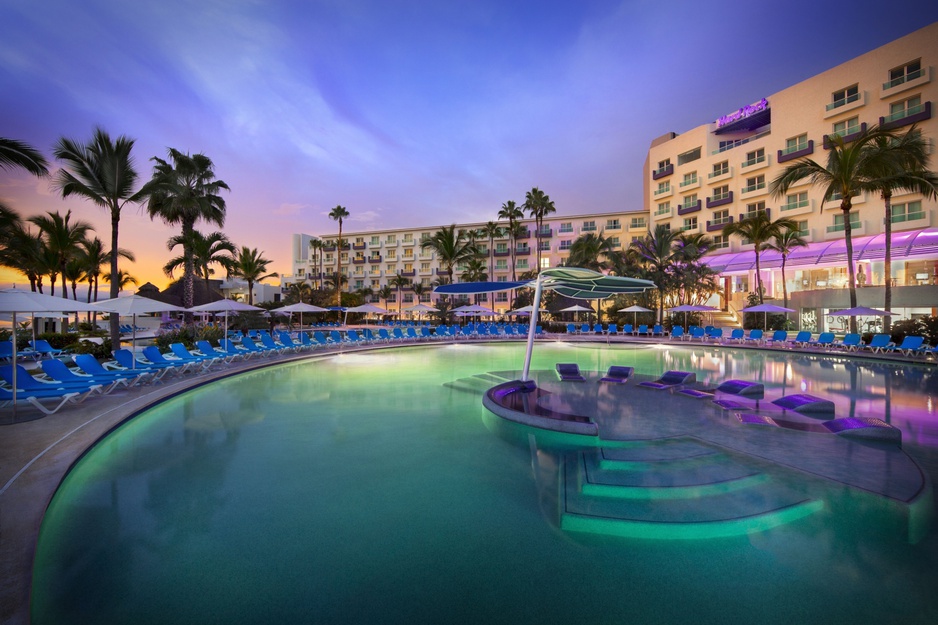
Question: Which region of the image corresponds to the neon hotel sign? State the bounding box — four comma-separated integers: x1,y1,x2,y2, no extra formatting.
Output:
717,98,769,128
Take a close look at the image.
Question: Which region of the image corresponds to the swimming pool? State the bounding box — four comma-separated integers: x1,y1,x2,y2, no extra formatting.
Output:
32,343,938,624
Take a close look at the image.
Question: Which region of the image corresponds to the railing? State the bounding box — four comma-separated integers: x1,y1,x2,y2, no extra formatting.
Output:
882,102,927,124
653,185,671,196
708,168,729,179
712,129,771,155
883,68,925,90
780,198,809,211
741,181,766,194
741,154,766,167
710,191,731,202
781,141,809,155
652,163,674,179
679,177,698,187
654,205,671,216
892,210,925,223
826,221,860,233
825,92,861,111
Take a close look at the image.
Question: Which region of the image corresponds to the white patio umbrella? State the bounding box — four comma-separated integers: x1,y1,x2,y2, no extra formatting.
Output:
559,303,594,323
274,302,329,330
508,305,548,315
92,294,188,368
830,306,894,316
741,303,796,331
1,289,99,412
617,304,652,327
669,304,719,330
345,303,393,325
402,302,439,322
188,299,264,340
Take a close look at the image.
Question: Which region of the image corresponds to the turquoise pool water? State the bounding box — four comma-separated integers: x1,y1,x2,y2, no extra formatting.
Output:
32,343,938,624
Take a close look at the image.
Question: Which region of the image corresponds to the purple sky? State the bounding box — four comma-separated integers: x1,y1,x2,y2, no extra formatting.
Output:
2,1,937,289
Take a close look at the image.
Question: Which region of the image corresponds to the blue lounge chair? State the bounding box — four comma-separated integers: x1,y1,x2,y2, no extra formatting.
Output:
580,323,591,335
0,364,102,401
599,366,633,384
592,323,603,334
607,324,618,335
73,354,155,385
312,331,333,347
0,340,14,362
220,338,257,359
196,340,240,363
764,330,788,346
375,328,392,342
277,332,306,352
744,329,763,344
331,330,351,345
690,327,706,340
169,343,218,370
883,335,924,356
669,326,684,340
556,363,585,381
638,370,696,390
622,324,633,335
347,330,367,344
259,333,289,354
771,393,835,416
40,359,126,394
393,328,408,341
836,333,862,351
808,332,835,349
789,331,812,348
142,346,196,373
637,324,649,336
242,335,277,354
681,379,764,407
653,324,664,336
566,323,577,335
0,386,81,415
862,333,892,353
114,349,180,377
707,328,723,342
28,339,64,359
726,329,745,343
406,327,420,340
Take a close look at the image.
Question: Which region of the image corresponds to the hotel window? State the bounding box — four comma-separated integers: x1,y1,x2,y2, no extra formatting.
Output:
887,59,922,89
559,240,572,251
386,234,396,243
783,134,809,154
517,259,529,269
782,191,809,211
830,84,859,109
711,161,728,177
713,209,730,225
404,263,413,272
743,148,765,167
606,218,621,230
496,292,509,303
828,213,860,232
420,232,431,241
609,237,620,247
887,95,923,122
496,259,508,270
325,254,333,263
420,262,430,271
386,264,394,273
403,233,413,242
745,201,766,217
355,236,364,244
370,236,380,245
677,147,701,165
354,280,363,290
892,200,924,223
582,220,596,232
655,181,671,195
712,234,729,249
832,116,860,137
629,217,645,229
657,158,671,171
341,252,348,262
711,186,729,202
682,217,698,231
663,223,672,232
682,194,698,209
743,175,765,193
795,220,809,237
421,278,431,287
538,240,550,251
386,249,396,259
404,294,414,303
540,257,551,269
559,222,573,233
353,266,363,275
681,172,698,187
403,249,414,259
656,201,671,216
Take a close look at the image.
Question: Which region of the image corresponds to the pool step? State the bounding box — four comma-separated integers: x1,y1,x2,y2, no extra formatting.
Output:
443,372,517,394
559,443,824,540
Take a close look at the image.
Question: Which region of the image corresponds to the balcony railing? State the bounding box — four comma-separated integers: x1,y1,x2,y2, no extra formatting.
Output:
400,270,416,277
706,191,733,209
711,129,771,155
780,198,809,211
706,216,734,232
536,228,552,238
352,258,366,265
653,185,672,196
368,257,382,264
880,101,932,131
823,123,867,149
516,230,531,239
515,247,531,256
741,181,766,194
352,242,367,250
708,168,729,179
883,68,925,90
652,163,674,180
677,200,702,215
741,154,766,168
778,139,814,163
892,210,925,223
826,221,860,233
493,250,510,257
679,177,698,188
825,92,861,111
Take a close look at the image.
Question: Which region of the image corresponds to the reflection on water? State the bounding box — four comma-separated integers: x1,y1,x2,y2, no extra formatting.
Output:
32,344,938,625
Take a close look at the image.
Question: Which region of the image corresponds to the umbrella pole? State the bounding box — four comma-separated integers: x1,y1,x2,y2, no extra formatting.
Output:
12,312,17,416
132,313,137,369
522,275,544,382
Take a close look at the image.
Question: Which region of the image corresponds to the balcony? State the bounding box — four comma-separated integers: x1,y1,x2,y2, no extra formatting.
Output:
711,129,771,155
516,230,531,240
536,228,553,238
739,153,769,173
653,185,673,199
677,200,702,215
823,191,866,211
515,247,531,256
628,220,647,232
352,242,367,250
823,122,867,149
653,205,672,220
739,181,767,200
777,139,814,164
678,177,700,191
400,270,416,277
401,238,416,246
493,249,510,257
707,166,733,183
739,208,771,222
880,101,932,131
368,256,382,264
352,257,366,265
678,222,700,233
823,91,865,118
706,216,734,232
652,163,674,180
826,220,864,235
435,268,448,276
779,198,813,217
881,66,931,98
706,191,733,209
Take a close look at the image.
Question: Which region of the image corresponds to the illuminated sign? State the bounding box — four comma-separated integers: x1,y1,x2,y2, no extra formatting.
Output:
717,98,769,128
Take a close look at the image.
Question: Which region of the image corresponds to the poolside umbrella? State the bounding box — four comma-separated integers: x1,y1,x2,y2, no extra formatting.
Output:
670,304,719,330
559,303,594,323
345,303,392,325
617,304,652,327
188,299,264,343
741,303,796,331
830,306,894,316
274,302,329,330
403,302,438,322
0,289,98,413
508,305,548,316
92,294,187,369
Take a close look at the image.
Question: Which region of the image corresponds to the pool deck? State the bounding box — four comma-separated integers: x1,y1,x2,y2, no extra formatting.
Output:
1,334,933,624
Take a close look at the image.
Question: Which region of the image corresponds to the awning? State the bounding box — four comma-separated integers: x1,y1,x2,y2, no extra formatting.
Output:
702,227,938,273
434,268,656,300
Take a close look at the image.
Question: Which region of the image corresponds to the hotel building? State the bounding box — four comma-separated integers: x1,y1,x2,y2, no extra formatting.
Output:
288,22,938,326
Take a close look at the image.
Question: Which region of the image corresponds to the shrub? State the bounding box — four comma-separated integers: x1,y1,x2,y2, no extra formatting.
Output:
67,338,113,360
890,316,938,346
155,325,225,350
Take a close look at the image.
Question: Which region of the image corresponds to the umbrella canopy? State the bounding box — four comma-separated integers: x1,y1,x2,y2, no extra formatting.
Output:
273,302,329,329
508,305,548,314
345,304,391,314
188,299,264,340
559,304,594,313
741,304,796,313
402,303,439,313
670,304,719,312
92,293,187,315
617,304,653,326
452,304,496,314
830,306,894,316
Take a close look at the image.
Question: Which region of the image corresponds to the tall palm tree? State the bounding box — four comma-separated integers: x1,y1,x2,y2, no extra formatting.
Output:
460,257,488,305
412,282,427,303
568,231,616,272
389,271,411,314
104,269,138,293
0,137,49,176
524,187,555,272
770,124,897,332
164,230,236,303
285,282,314,304
673,232,713,263
28,210,94,299
498,200,523,281
862,126,938,331
53,128,155,345
309,239,324,290
721,212,798,304
0,221,45,292
764,228,808,310
146,149,230,311
328,205,350,306
229,247,278,305
479,221,503,280
377,285,393,309
420,224,479,289
628,224,678,320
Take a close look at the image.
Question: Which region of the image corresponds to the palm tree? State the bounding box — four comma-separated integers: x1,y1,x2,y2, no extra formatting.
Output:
389,271,411,314
568,231,616,272
0,221,45,291
324,272,348,294
770,124,897,332
862,127,938,331
285,282,314,304
104,269,138,293
479,221,503,280
498,200,523,280
460,257,488,305
328,205,350,306
164,230,236,303
673,232,713,263
309,239,324,290
377,285,393,309
524,187,556,272
412,282,427,303
764,228,808,310
53,127,155,345
420,225,479,291
0,137,49,176
721,212,798,304
146,149,230,311
229,247,278,305
628,224,678,319
28,210,94,299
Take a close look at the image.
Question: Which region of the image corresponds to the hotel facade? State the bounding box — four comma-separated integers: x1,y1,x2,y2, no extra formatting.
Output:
287,23,938,326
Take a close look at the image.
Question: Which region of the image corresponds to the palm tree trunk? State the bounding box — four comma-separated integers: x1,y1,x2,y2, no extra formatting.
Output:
842,204,859,334
60,261,68,299
754,247,764,304
109,209,121,348
336,224,343,307
883,191,893,333
780,255,789,309
247,279,254,305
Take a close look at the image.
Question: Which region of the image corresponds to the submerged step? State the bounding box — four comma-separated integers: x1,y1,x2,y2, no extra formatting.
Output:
584,451,762,488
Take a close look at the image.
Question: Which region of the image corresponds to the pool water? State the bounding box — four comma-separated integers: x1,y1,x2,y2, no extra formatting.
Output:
32,343,938,624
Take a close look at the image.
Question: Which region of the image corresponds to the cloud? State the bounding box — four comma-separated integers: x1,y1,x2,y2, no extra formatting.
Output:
272,202,307,216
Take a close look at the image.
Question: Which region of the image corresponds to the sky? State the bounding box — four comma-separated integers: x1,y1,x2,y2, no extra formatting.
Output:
2,0,938,290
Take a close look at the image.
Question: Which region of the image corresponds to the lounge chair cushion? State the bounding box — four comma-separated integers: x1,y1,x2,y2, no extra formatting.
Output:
556,363,585,381
771,393,834,415
599,366,633,383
